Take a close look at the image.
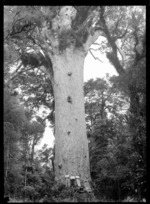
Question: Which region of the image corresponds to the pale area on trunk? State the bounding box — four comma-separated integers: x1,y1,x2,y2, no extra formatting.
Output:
41,6,100,191
53,47,91,188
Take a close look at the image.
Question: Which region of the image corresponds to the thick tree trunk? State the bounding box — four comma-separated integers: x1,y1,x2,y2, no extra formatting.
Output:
31,139,35,166
52,48,91,190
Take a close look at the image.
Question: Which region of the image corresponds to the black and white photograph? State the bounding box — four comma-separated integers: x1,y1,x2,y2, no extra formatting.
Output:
4,5,146,202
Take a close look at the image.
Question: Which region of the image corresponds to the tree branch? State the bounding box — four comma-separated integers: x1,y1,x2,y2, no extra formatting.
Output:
100,6,125,76
112,13,124,35
116,46,124,66
89,48,103,63
5,62,23,85
17,67,36,75
132,27,145,64
23,35,54,84
83,30,101,52
117,25,129,40
92,42,101,46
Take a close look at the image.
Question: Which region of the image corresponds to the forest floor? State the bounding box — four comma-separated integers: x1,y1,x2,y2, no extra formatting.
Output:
8,195,146,203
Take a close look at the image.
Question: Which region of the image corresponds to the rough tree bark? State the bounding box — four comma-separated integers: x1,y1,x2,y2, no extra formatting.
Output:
52,47,91,189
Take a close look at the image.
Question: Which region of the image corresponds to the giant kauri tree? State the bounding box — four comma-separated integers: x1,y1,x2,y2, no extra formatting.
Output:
4,6,146,192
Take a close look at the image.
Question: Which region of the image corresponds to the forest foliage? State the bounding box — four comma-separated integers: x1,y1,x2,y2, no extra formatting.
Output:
4,5,146,202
